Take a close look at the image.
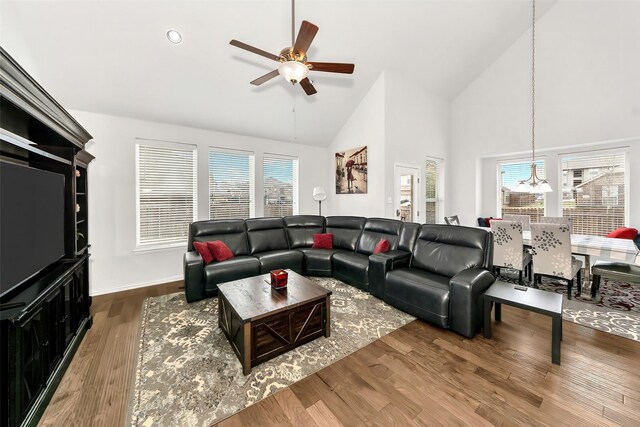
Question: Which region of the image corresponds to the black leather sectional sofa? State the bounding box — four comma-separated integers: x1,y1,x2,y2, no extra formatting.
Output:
184,215,495,338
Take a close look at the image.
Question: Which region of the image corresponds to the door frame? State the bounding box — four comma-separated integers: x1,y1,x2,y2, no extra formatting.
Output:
393,163,422,223
425,156,445,224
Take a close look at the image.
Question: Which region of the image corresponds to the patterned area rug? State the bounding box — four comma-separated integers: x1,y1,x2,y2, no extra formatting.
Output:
128,277,415,426
497,270,640,341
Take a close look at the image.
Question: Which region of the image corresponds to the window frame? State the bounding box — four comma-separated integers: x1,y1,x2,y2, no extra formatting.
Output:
262,152,299,217
135,138,198,250
208,147,256,220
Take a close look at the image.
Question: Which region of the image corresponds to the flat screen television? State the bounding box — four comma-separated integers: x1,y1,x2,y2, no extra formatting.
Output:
1,161,66,297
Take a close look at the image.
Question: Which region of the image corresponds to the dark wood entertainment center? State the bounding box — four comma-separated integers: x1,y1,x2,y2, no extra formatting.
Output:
0,47,94,427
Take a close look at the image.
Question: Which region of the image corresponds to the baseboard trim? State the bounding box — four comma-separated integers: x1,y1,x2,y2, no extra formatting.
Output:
90,275,183,296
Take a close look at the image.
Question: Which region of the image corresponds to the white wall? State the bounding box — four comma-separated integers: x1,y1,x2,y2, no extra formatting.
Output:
451,0,640,226
326,71,452,221
73,110,328,295
326,73,386,217
384,69,451,220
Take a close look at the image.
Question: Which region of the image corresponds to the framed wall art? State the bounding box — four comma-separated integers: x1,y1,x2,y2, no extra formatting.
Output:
335,146,367,194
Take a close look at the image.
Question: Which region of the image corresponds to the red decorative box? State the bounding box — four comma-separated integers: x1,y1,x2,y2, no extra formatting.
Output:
270,269,288,289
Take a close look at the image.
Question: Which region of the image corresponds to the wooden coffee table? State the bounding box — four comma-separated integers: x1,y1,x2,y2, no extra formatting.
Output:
217,270,332,375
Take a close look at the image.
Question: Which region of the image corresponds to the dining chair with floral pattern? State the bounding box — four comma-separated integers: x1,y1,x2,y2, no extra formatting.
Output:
531,223,583,299
491,220,533,284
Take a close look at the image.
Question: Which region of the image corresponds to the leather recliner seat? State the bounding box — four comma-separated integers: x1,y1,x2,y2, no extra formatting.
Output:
245,217,304,274
283,215,347,276
370,224,495,338
332,217,418,291
184,219,260,302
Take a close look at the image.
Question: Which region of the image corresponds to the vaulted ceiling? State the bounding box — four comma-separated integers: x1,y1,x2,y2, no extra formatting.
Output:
0,0,556,146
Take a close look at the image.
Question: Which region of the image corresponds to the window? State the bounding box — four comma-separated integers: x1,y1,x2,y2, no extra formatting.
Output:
263,155,298,217
425,158,443,224
209,149,255,219
498,159,546,222
136,142,197,247
560,151,626,236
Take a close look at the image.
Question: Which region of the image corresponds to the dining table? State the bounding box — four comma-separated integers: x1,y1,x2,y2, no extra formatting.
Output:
478,226,640,285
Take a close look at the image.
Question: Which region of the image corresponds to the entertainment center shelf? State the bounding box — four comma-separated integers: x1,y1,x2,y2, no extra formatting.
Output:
0,128,72,165
1,47,95,427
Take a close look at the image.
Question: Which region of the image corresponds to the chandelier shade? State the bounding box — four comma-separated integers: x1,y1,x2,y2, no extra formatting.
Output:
514,163,552,193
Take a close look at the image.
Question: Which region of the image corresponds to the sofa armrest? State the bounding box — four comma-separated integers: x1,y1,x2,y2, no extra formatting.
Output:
184,251,205,302
449,268,495,338
368,250,411,299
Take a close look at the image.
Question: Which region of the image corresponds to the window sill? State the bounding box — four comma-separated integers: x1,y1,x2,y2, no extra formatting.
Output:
134,243,187,255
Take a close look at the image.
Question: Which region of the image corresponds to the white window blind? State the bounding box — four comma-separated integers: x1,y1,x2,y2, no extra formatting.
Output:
209,149,255,219
425,158,443,224
560,151,626,236
498,159,545,222
263,155,298,217
136,143,197,247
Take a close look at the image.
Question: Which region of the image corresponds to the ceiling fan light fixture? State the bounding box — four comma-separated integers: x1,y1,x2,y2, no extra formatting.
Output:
278,61,309,85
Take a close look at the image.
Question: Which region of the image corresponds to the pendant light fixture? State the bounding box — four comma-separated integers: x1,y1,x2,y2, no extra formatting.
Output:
515,0,552,193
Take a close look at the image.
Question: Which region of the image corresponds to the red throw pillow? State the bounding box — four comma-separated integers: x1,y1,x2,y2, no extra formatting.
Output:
312,233,333,249
606,227,638,240
193,241,214,264
373,238,390,254
207,240,234,262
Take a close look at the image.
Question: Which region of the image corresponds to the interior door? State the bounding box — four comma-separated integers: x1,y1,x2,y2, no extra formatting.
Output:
394,165,421,222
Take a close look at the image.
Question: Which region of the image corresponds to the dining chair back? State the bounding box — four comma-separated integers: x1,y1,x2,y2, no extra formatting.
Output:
502,214,531,231
444,215,460,226
540,216,573,233
491,220,532,284
531,223,583,299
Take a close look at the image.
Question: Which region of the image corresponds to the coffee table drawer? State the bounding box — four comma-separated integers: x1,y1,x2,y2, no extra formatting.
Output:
252,299,327,366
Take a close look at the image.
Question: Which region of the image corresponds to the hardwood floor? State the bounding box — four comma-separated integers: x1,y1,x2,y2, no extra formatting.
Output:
39,282,640,426
38,281,183,427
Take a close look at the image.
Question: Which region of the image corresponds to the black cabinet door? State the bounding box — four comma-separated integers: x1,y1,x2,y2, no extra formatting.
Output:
16,305,47,422
61,278,74,347
71,265,85,333
45,287,65,376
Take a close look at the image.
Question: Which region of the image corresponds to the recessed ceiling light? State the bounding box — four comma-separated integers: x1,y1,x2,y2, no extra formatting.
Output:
166,29,182,44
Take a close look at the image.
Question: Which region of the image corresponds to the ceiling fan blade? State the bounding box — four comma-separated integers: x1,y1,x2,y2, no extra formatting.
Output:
230,39,282,61
307,62,355,74
299,77,317,96
293,21,319,57
250,69,280,86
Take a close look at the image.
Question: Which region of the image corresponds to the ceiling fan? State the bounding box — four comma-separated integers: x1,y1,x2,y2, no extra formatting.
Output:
229,0,355,96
